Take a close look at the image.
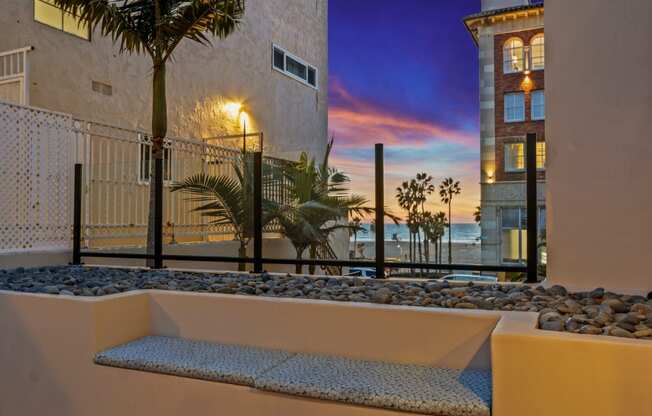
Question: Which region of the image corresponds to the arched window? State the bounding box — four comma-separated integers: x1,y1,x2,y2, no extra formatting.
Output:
503,38,524,74
530,34,545,70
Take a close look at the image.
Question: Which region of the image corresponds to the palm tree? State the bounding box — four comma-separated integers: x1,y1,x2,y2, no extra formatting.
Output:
348,217,365,258
54,0,246,264
171,153,268,271
435,211,447,264
270,140,373,274
474,206,482,224
396,173,434,276
422,210,447,271
439,178,461,264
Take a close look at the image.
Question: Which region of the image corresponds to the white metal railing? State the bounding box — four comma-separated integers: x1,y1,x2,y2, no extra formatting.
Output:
73,121,276,248
0,46,33,105
0,99,283,252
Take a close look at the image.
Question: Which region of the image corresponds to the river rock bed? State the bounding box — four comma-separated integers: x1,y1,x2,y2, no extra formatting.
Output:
1,266,651,340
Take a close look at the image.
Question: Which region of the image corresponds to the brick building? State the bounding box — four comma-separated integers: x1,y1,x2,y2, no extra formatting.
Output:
464,0,546,267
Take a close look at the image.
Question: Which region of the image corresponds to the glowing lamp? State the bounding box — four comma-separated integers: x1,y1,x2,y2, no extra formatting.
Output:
223,102,242,119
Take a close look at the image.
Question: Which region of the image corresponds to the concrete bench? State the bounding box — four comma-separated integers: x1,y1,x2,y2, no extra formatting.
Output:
95,336,492,416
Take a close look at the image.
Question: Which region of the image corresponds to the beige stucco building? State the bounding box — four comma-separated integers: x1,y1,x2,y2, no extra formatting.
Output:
0,0,333,267
0,0,329,161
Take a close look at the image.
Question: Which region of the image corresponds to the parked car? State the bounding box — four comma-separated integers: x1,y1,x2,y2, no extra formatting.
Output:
442,274,497,283
346,267,378,279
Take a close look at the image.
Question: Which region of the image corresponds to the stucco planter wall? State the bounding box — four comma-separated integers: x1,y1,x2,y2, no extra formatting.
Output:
0,289,650,416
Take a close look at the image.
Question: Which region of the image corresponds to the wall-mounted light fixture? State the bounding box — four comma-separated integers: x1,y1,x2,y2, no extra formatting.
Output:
223,101,256,152
486,170,495,184
520,75,534,93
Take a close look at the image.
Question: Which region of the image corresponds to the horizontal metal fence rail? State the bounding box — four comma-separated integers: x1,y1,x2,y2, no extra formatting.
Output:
75,136,537,281
77,251,528,274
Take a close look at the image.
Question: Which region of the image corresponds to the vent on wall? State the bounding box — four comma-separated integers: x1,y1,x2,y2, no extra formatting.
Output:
92,81,113,96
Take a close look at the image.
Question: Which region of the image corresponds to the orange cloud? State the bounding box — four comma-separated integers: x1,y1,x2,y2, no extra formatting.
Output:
328,80,477,149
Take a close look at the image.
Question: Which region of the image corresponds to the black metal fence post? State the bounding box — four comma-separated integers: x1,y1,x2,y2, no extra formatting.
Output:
153,158,164,269
72,163,83,265
253,152,263,273
375,144,385,279
526,132,538,283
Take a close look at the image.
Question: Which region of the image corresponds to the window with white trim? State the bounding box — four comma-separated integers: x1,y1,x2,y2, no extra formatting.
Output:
531,90,545,120
503,37,524,74
504,141,546,172
504,92,525,122
501,207,546,263
272,45,318,89
34,0,90,40
530,34,544,70
139,134,172,183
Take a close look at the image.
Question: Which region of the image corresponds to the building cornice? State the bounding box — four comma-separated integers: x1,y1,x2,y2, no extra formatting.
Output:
463,5,544,45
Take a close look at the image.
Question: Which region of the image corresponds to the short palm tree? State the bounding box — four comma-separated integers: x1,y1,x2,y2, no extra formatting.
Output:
270,140,373,274
53,0,246,263
439,178,461,264
171,154,268,271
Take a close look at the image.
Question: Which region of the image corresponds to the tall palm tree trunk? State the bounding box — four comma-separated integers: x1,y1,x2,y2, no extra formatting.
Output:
147,61,167,268
448,202,452,264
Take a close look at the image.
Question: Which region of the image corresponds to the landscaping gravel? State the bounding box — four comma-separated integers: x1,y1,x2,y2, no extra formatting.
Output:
1,266,651,340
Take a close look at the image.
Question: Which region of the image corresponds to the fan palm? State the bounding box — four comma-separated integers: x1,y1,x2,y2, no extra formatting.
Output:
439,177,461,264
53,0,246,264
171,154,268,271
269,140,375,274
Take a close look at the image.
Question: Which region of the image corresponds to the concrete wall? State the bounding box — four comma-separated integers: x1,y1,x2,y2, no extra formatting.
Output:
0,290,499,416
0,0,328,161
492,311,652,416
2,290,651,415
546,0,652,294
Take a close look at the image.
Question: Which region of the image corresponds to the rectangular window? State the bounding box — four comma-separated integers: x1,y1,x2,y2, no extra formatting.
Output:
504,141,546,172
286,56,307,80
536,141,546,170
501,207,546,263
271,44,318,89
139,135,172,183
505,143,525,172
531,90,545,120
504,92,525,122
34,0,90,40
273,47,285,71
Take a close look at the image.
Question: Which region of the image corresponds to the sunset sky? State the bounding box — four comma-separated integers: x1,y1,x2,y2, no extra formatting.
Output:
328,0,480,223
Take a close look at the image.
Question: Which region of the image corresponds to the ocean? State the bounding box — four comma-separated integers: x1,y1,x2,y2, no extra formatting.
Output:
352,223,481,244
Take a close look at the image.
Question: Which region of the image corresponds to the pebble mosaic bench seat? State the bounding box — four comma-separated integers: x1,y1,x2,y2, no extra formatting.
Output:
95,336,492,416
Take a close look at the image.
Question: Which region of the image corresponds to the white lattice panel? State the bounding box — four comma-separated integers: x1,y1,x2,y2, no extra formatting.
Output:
0,101,73,252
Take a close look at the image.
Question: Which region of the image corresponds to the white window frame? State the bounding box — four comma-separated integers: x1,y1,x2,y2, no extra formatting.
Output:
503,37,525,74
272,44,318,90
34,0,91,40
504,92,525,123
138,134,173,185
530,34,545,71
500,206,546,264
531,90,545,121
0,46,33,105
504,143,525,173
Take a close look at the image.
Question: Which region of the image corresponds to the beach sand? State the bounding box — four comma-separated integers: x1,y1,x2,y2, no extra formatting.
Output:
349,241,482,265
